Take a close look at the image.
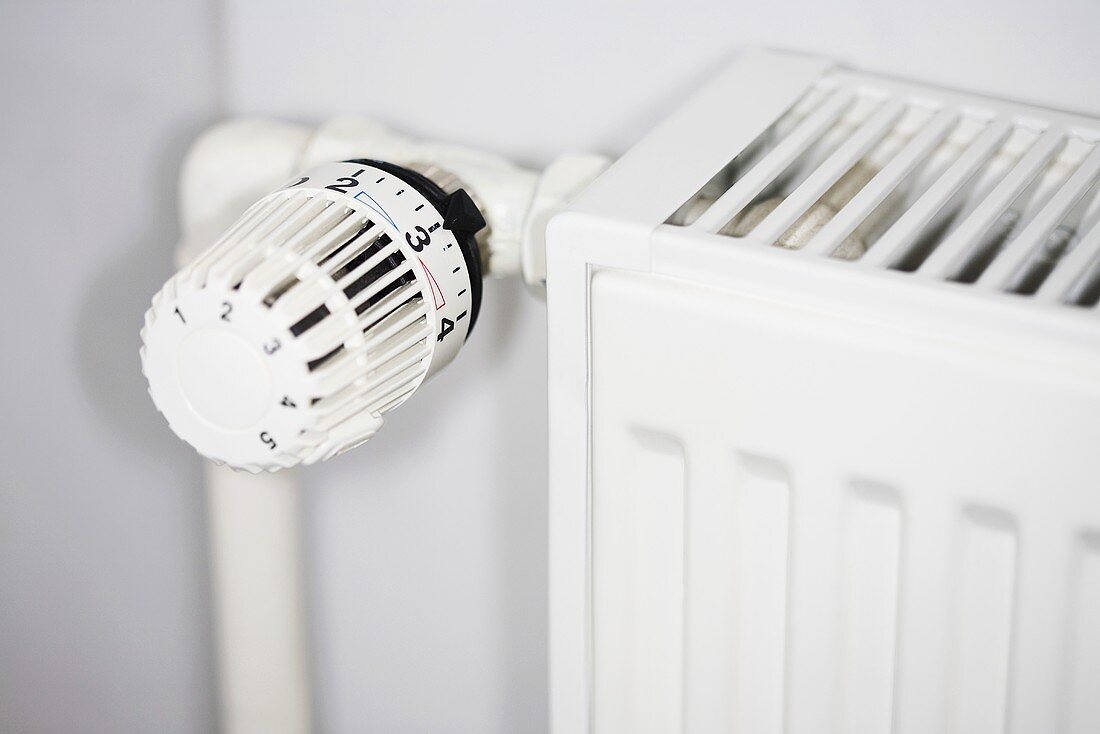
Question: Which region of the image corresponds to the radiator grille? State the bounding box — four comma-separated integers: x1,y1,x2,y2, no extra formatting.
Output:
670,72,1100,308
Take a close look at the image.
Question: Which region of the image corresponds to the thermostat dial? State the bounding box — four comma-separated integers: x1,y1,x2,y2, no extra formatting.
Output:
141,160,486,471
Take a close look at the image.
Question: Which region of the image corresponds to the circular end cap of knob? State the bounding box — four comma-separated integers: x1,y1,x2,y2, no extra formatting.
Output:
176,328,272,430
141,280,327,472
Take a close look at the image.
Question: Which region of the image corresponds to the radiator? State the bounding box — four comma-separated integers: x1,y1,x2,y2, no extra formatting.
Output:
546,50,1100,734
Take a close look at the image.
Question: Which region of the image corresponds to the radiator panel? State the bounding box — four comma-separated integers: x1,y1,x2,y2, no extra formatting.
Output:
585,268,1100,734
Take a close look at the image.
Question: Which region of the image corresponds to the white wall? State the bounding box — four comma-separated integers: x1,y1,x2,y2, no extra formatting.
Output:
4,1,1099,732
0,2,221,733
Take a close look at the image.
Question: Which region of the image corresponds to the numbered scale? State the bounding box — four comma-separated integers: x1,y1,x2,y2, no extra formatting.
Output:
141,160,486,471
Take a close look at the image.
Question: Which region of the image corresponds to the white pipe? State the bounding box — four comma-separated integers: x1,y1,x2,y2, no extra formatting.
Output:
205,464,312,734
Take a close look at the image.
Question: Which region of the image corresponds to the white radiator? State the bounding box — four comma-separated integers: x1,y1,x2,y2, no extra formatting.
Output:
546,50,1100,734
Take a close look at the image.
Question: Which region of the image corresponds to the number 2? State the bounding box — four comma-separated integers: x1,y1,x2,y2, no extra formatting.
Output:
325,168,365,194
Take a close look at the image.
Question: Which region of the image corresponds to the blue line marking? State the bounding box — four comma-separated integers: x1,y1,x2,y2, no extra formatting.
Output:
354,191,397,229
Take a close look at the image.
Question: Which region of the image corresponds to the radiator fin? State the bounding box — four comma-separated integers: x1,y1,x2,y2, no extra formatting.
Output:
839,482,903,734
1067,534,1100,734
592,429,685,734
950,507,1018,733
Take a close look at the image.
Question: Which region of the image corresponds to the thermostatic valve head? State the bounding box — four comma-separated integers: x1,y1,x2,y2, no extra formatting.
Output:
141,160,486,472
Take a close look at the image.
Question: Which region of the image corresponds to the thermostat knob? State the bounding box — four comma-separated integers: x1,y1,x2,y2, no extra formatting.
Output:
141,160,486,471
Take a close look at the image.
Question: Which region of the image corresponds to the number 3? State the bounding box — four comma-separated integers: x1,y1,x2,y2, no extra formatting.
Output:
405,226,430,252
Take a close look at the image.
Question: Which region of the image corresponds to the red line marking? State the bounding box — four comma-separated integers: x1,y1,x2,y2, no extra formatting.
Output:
419,258,445,310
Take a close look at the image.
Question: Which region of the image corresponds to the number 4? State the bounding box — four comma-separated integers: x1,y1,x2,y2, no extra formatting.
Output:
437,317,454,342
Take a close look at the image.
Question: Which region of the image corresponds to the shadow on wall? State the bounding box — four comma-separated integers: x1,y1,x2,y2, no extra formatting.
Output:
70,121,217,727
486,278,551,734
73,122,213,467
302,273,551,732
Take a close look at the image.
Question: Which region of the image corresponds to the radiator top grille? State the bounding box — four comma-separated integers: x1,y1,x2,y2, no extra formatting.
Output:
669,69,1100,309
